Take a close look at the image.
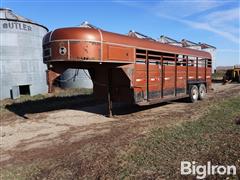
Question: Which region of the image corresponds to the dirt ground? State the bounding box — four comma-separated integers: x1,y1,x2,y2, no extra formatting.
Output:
1,83,240,172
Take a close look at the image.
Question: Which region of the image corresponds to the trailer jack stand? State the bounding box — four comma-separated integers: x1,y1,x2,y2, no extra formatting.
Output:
107,69,113,118
107,91,113,117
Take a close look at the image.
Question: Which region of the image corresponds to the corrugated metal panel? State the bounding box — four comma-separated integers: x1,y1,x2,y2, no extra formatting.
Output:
0,8,48,99
60,69,93,89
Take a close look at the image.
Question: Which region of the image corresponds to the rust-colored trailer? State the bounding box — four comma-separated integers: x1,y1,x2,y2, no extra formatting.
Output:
43,27,212,115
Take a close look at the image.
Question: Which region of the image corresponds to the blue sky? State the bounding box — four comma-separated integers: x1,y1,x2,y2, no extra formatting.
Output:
1,0,239,68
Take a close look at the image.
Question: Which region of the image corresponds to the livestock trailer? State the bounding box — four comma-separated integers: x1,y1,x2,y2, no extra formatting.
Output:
43,27,212,116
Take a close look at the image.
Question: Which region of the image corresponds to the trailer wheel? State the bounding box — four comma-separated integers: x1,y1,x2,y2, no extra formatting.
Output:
189,85,199,103
198,84,206,100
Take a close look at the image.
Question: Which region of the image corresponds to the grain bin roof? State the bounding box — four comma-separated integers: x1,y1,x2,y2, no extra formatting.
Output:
0,8,48,31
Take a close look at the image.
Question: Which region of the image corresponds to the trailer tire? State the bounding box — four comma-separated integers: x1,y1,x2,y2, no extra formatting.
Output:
198,84,206,100
189,85,199,103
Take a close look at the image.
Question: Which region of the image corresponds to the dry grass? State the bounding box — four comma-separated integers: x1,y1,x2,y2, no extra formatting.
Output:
1,88,92,106
212,72,225,80
0,88,93,123
1,90,240,179
117,96,240,179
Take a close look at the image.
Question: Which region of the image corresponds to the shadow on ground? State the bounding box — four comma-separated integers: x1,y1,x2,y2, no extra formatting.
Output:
5,94,190,119
212,79,223,83
5,94,96,119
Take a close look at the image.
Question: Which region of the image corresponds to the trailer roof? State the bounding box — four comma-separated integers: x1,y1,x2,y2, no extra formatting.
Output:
48,27,212,59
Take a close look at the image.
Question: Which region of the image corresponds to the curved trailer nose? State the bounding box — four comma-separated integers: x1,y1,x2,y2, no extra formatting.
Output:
43,28,102,63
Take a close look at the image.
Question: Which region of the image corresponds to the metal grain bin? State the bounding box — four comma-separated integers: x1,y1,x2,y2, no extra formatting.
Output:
60,69,93,89
0,8,48,99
